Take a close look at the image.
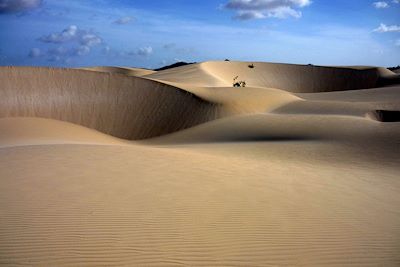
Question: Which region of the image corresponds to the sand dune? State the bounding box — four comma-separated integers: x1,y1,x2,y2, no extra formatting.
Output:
0,67,218,139
0,66,305,139
146,61,398,92
158,83,302,115
1,61,400,266
146,62,228,87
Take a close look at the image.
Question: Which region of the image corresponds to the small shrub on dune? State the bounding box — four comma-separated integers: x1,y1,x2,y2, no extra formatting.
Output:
233,76,246,87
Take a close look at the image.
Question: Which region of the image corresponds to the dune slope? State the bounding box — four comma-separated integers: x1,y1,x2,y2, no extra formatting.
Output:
0,67,218,139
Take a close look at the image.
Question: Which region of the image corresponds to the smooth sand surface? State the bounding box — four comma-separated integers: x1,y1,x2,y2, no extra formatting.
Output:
0,117,125,148
1,61,400,266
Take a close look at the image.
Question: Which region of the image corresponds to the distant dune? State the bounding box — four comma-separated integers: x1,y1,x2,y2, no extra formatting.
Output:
1,61,400,266
153,61,195,71
146,61,398,92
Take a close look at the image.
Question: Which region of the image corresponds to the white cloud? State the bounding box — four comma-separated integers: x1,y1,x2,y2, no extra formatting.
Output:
46,46,69,61
74,45,90,56
39,25,102,47
134,46,153,56
373,1,389,8
224,0,312,20
113,16,134,25
392,0,399,4
373,23,400,32
0,0,42,14
39,25,78,43
80,33,102,46
31,25,104,62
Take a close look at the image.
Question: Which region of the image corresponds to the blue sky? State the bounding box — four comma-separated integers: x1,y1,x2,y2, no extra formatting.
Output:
0,0,399,68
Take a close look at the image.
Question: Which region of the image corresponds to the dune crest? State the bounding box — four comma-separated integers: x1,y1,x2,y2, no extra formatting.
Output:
80,66,156,77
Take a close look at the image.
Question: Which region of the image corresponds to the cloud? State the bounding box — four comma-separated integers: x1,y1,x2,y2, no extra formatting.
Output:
38,25,102,47
163,43,195,55
393,0,399,3
74,45,91,56
44,45,90,61
28,48,42,58
31,25,104,62
373,1,389,8
373,23,400,32
133,46,153,56
45,46,69,61
37,25,101,59
0,0,42,14
223,0,312,20
80,33,102,46
39,25,78,43
113,16,134,25
163,43,176,49
233,11,266,20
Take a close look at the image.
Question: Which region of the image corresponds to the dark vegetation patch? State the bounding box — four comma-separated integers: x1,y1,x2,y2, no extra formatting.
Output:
154,61,196,71
388,65,400,72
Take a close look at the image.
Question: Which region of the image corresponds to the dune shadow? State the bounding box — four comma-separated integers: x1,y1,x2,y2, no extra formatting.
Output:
368,110,400,122
152,134,318,145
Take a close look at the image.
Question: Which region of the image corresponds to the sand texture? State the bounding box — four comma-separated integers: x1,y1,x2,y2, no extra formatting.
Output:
0,61,400,266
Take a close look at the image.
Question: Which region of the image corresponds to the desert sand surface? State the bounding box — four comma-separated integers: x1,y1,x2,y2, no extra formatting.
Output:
1,61,400,266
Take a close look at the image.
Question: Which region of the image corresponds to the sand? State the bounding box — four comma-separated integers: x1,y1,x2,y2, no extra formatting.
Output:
0,61,400,266
145,61,397,92
80,66,156,77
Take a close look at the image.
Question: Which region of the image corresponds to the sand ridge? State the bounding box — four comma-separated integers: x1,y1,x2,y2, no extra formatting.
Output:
80,66,156,77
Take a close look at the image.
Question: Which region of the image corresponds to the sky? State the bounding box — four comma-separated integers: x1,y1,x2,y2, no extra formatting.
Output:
0,0,399,68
